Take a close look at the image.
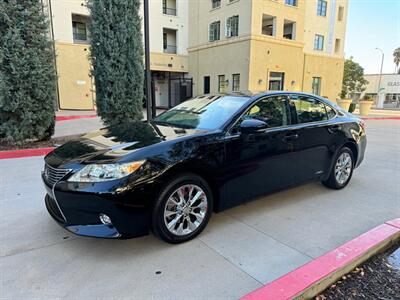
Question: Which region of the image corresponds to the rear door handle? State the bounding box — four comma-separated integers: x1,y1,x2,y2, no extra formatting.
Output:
282,134,298,142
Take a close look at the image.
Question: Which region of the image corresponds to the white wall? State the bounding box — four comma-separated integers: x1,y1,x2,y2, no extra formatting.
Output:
140,0,189,55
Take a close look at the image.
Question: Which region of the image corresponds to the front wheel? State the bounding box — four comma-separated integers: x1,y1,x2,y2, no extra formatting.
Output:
151,173,213,243
322,147,354,189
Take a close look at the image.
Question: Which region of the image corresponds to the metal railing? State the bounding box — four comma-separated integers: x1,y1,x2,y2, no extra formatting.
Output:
163,7,177,16
163,45,177,54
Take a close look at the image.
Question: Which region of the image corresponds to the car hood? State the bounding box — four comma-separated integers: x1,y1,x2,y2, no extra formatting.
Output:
46,121,207,167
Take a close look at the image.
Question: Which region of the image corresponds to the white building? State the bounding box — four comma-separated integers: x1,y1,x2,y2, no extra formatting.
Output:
362,74,400,109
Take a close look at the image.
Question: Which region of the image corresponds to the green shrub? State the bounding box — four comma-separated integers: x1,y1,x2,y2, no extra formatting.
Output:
88,0,144,126
0,0,57,144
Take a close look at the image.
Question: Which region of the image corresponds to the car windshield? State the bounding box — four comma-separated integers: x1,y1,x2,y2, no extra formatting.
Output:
153,96,249,130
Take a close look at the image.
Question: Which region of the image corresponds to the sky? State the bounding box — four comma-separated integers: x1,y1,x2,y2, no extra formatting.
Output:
344,0,400,74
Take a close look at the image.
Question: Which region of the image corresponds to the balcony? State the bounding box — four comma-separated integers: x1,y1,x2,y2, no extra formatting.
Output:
164,45,177,54
162,0,177,16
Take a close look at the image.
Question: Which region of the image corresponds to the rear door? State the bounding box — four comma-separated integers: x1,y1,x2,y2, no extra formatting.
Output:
288,94,341,183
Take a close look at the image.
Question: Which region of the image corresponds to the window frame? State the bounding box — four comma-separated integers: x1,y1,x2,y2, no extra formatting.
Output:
285,0,297,7
209,21,221,42
72,21,88,43
211,0,221,9
312,77,322,95
218,75,225,93
232,73,240,91
314,34,324,51
317,0,327,17
226,15,239,38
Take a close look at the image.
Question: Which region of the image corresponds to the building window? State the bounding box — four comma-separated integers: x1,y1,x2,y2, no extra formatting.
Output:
162,0,177,16
317,0,327,16
269,72,285,90
285,0,297,7
335,38,341,53
314,34,324,51
204,76,210,94
211,0,221,9
312,77,322,95
226,15,239,38
209,21,220,42
262,14,276,36
232,74,240,91
72,15,89,43
163,28,177,54
338,6,344,21
218,75,225,93
283,20,296,40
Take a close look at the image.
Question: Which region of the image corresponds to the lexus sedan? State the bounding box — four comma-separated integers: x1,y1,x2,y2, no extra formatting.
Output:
43,92,366,243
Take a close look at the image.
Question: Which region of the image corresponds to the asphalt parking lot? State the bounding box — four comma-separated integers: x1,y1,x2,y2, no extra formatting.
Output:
1,120,399,299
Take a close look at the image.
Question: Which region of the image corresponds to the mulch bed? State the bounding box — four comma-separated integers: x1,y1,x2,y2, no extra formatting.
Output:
0,135,80,151
316,241,400,300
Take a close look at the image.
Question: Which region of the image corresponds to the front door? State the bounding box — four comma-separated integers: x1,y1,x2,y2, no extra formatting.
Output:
269,72,285,91
222,95,298,209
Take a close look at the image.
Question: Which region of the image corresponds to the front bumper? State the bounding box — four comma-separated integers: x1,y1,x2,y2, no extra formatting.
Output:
42,173,152,239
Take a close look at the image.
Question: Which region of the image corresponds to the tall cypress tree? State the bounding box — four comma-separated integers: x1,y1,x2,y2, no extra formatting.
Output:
0,0,57,144
88,0,144,126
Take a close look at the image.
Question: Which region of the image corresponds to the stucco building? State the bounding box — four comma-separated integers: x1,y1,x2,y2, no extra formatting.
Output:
361,74,400,108
44,0,348,110
188,0,348,101
44,0,190,110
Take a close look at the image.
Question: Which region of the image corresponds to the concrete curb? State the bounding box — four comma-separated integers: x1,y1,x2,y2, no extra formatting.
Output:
241,218,400,300
0,147,54,160
55,115,97,121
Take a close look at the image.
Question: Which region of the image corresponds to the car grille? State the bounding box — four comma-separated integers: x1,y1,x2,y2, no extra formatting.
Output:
44,164,71,186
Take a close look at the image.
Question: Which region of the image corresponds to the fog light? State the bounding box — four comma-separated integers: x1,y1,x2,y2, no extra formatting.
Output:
99,213,112,225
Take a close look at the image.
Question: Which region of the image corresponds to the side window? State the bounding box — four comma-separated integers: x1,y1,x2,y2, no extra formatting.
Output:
325,105,336,119
291,96,328,123
243,96,289,128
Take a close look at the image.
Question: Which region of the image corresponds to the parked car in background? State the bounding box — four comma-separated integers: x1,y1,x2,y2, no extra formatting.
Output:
42,92,367,243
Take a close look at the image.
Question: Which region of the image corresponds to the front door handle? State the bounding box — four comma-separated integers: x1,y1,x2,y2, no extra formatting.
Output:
282,134,298,142
328,124,342,133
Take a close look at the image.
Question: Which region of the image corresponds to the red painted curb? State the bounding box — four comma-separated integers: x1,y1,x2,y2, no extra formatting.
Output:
361,116,400,120
55,115,97,121
0,147,55,160
241,218,400,300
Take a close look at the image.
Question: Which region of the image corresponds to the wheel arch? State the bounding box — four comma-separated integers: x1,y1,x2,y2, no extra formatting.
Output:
158,161,222,213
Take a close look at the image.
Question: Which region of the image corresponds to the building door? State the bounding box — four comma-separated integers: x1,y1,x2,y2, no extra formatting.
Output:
204,76,210,94
269,72,285,91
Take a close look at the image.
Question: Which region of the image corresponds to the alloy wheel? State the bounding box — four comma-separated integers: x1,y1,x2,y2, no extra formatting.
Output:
335,152,352,185
163,184,208,236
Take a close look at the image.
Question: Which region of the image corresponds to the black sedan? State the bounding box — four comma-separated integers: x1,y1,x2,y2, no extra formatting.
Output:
43,92,366,243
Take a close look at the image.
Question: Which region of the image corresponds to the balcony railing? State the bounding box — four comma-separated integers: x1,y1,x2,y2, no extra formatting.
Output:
163,7,177,16
163,45,177,54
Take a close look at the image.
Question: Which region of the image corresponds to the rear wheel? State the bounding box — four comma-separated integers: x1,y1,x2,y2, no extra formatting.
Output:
151,173,213,243
322,147,354,189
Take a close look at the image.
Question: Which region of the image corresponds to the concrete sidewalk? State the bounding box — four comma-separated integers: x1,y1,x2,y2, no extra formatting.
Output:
1,120,399,299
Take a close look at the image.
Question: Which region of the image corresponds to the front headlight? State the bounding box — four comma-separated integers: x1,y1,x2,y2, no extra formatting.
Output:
67,161,145,182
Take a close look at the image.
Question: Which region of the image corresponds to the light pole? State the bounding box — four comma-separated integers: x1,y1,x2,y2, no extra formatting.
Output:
375,47,384,108
144,0,152,121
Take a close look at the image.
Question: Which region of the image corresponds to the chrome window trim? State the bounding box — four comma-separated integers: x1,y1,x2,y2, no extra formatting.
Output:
224,93,341,138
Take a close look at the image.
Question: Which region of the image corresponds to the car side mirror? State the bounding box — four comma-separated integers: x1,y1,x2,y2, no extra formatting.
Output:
240,119,268,134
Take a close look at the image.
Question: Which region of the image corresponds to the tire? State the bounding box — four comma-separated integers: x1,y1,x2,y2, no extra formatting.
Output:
322,147,354,190
151,173,213,244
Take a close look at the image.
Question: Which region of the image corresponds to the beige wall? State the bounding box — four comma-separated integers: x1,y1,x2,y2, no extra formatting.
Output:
55,43,95,110
302,53,344,101
150,52,188,72
303,0,348,55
